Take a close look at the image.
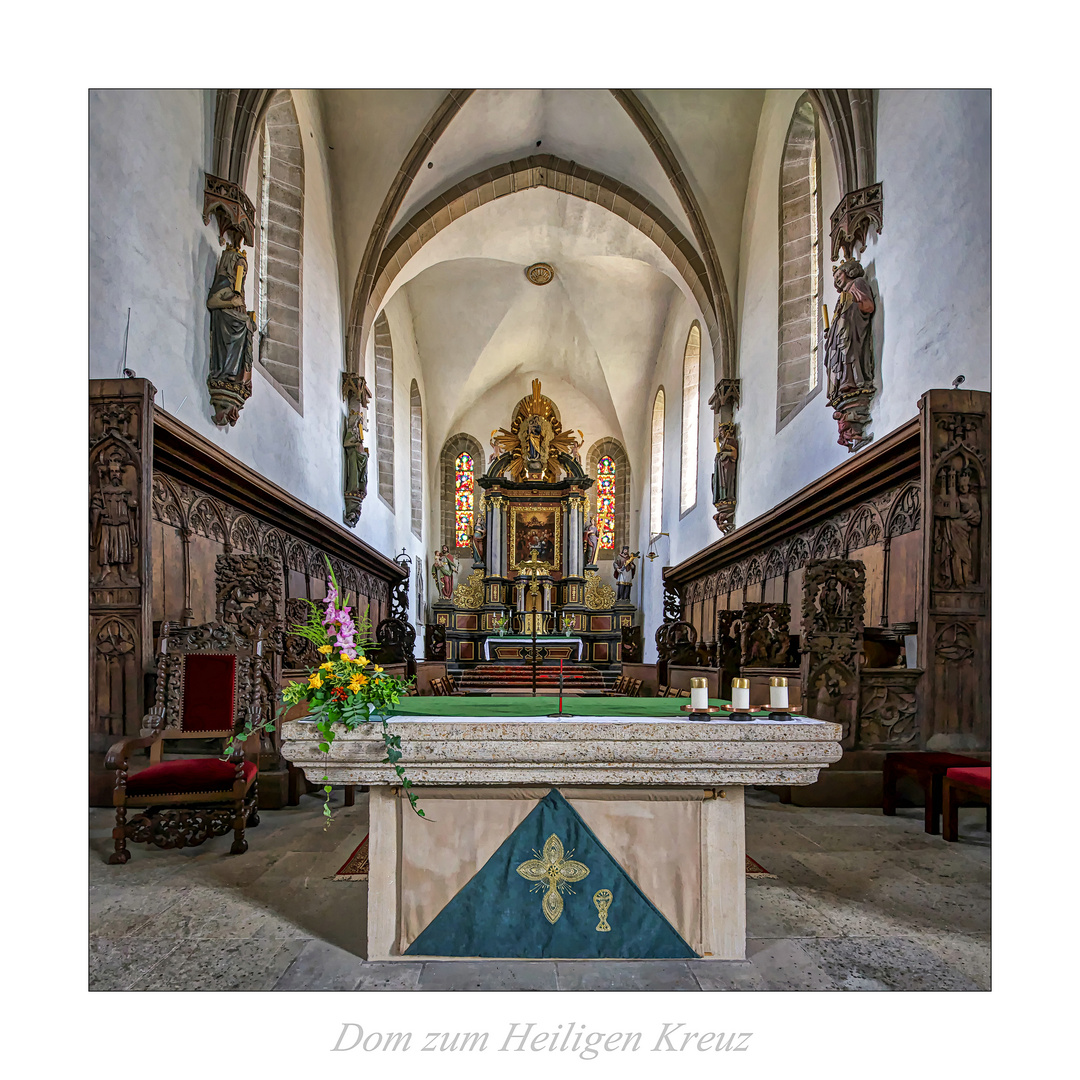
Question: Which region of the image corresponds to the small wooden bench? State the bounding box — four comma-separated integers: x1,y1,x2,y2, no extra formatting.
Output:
882,751,989,834
942,766,990,842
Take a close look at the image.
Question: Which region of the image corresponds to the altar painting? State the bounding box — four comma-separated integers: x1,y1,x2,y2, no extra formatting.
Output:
510,506,561,571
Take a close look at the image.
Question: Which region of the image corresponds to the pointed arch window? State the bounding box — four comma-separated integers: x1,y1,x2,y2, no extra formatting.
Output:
597,456,616,550
777,94,823,429
680,323,700,515
455,453,474,548
650,388,666,539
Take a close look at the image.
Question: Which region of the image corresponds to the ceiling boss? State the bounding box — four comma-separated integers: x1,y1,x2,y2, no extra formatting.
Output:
490,379,581,483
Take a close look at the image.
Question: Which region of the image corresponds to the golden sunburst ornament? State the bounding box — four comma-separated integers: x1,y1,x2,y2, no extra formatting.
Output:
490,379,581,482
516,833,590,924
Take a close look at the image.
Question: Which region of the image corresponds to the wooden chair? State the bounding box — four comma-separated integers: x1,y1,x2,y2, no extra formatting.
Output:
678,689,691,698
630,678,643,697
105,621,264,864
883,751,989,834
656,685,670,697
942,767,991,842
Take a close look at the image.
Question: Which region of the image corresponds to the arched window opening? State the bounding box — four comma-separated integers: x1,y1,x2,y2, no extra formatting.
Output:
441,434,485,552
597,456,616,550
374,311,394,508
777,95,823,429
680,323,700,515
254,90,304,412
455,452,474,548
651,388,666,539
410,380,422,539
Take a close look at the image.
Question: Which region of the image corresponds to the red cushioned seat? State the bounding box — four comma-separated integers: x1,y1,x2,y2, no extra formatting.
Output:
126,758,257,797
946,766,990,789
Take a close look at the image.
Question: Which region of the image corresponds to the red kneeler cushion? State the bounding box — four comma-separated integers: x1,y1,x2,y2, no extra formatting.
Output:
946,766,991,789
127,758,257,797
181,654,236,732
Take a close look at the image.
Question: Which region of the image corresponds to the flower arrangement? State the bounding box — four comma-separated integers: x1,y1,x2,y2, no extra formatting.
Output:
226,559,422,824
492,612,508,637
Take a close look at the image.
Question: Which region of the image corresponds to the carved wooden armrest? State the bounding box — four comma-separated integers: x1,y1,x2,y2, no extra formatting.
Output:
105,735,160,772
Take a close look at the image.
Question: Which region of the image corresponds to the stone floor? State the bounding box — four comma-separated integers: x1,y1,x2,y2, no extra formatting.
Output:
88,789,990,991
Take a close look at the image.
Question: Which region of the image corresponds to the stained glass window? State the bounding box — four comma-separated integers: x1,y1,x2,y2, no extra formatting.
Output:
597,456,616,550
455,452,474,548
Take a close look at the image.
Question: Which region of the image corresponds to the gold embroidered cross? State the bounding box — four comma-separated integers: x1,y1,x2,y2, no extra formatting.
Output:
516,833,590,924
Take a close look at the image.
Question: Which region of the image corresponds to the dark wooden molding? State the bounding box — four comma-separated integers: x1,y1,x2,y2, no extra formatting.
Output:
665,416,920,584
152,407,405,583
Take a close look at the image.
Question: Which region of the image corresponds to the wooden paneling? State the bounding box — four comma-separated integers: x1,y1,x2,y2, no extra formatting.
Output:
887,530,921,625
850,544,885,630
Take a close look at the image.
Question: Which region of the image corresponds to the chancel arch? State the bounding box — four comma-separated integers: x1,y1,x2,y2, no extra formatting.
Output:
254,90,304,412
440,433,485,555
586,438,630,560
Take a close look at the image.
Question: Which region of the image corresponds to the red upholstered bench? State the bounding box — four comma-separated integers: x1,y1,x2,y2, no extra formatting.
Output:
883,752,989,834
942,767,991,842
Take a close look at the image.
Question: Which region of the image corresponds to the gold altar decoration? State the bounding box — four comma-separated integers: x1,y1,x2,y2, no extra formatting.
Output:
509,504,562,573
584,569,616,610
516,833,590,925
593,889,613,932
451,568,484,610
491,379,581,482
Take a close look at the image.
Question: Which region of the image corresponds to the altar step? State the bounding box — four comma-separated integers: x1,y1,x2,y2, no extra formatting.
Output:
452,663,612,693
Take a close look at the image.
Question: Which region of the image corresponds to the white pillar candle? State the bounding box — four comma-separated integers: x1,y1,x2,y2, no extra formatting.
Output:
690,678,709,711
769,676,789,710
732,678,750,710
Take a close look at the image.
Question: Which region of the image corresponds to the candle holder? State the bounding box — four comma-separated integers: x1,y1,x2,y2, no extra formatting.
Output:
720,703,759,722
763,705,797,722
680,704,720,721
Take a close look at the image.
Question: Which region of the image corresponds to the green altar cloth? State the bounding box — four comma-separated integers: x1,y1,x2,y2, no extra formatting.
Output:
388,695,773,718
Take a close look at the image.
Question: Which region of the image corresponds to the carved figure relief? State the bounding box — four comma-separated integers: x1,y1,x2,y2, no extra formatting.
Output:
283,597,321,670
802,560,866,641
932,457,982,589
91,449,139,585
740,603,792,667
859,673,919,747
214,554,284,651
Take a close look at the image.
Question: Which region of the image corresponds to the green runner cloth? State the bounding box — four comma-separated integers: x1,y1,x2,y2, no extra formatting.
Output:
387,695,774,718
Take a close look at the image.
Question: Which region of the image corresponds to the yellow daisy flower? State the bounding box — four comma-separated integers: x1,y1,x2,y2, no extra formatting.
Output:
317,644,334,655
355,655,370,667
319,661,335,672
347,677,363,694
308,673,323,689
372,665,384,674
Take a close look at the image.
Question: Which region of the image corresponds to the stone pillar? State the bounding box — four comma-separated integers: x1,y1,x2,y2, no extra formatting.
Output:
799,559,865,749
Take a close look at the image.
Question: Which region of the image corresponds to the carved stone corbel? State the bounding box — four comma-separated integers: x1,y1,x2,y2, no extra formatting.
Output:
829,183,883,262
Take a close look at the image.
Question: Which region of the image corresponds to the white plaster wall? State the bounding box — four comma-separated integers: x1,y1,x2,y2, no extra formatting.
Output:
638,290,718,660
358,292,429,643
90,89,349,522
732,89,990,527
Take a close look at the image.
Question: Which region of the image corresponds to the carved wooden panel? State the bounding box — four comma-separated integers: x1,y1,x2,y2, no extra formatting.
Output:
920,390,990,750
89,379,155,743
858,668,921,748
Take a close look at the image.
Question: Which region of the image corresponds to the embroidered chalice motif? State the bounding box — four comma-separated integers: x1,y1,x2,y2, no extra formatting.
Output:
593,889,613,932
516,833,590,924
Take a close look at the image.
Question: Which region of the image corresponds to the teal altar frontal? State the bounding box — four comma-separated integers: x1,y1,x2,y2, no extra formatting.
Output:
281,698,843,962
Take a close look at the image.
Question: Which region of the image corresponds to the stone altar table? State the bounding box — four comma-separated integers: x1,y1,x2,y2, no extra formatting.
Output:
280,698,842,961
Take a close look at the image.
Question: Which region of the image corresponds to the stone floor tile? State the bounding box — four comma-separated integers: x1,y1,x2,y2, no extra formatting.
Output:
353,962,425,991
89,939,187,990
800,935,982,991
555,960,699,991
745,938,842,991
687,960,766,991
131,937,309,991
418,961,557,991
906,931,991,990
744,880,838,938
89,885,190,941
273,938,368,990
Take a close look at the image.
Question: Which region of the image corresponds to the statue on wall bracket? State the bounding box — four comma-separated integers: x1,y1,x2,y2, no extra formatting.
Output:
825,258,877,453
341,373,372,527
203,174,257,427
708,380,741,536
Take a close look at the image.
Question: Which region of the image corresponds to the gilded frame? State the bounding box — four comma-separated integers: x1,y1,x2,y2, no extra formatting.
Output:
508,503,563,573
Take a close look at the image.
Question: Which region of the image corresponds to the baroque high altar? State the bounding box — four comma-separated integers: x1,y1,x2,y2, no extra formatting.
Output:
434,380,634,665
